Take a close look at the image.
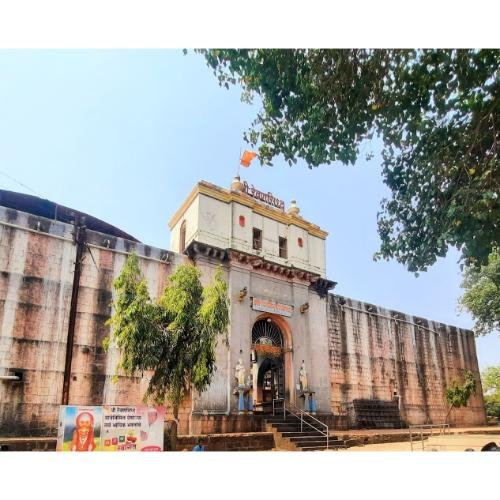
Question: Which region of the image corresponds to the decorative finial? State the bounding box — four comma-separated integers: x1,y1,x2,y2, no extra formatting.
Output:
231,175,244,191
287,199,300,216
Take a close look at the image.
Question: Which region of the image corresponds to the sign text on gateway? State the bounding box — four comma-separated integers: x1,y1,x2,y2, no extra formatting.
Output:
243,181,285,211
252,297,293,317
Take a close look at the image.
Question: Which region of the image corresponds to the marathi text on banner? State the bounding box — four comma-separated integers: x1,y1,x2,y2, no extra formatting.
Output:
57,405,165,452
101,405,165,452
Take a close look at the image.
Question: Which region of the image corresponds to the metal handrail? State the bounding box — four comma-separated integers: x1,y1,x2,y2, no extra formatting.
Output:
272,398,329,450
408,423,451,451
272,397,286,419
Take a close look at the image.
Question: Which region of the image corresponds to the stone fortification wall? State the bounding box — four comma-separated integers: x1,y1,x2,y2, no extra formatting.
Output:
0,206,189,436
327,295,486,426
0,203,487,436
1,207,75,436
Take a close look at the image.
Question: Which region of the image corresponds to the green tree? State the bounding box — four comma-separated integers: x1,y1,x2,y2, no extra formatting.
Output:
482,365,500,394
105,254,230,448
460,248,500,336
198,49,499,273
481,366,500,418
444,369,477,424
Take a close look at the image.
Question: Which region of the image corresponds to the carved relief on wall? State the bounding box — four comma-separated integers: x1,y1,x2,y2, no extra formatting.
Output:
201,211,216,230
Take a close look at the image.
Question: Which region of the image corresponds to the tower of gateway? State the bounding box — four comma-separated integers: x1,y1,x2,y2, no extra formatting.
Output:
169,178,335,418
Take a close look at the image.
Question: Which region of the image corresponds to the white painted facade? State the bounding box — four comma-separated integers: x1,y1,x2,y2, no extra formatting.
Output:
169,180,327,277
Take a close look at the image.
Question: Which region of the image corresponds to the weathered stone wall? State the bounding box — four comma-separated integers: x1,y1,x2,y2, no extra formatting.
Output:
0,207,189,436
175,432,275,451
1,205,487,437
0,207,75,436
327,295,486,426
190,414,264,435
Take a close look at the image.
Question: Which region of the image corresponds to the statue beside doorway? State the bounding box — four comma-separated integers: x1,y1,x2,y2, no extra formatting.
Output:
235,357,246,387
234,358,253,413
299,360,308,391
298,361,316,414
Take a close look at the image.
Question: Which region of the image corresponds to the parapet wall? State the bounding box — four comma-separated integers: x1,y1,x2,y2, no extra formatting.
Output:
327,295,486,426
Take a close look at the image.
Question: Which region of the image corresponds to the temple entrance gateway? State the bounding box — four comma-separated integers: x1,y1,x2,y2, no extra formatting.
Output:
251,318,286,406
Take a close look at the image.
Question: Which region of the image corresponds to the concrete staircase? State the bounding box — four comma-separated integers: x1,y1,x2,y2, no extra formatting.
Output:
261,402,348,451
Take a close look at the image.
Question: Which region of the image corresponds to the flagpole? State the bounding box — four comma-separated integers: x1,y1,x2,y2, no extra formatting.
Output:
237,148,241,177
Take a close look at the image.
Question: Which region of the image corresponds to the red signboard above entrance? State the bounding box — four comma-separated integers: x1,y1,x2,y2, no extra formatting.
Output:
252,297,293,317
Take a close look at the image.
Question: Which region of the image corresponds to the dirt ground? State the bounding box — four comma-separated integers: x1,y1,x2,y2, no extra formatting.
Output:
344,432,500,452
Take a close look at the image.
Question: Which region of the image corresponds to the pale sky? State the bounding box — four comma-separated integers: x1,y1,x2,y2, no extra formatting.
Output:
0,49,498,370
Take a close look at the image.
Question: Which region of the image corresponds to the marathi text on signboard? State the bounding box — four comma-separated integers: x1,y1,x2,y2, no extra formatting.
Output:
243,181,285,211
252,297,293,317
57,405,165,452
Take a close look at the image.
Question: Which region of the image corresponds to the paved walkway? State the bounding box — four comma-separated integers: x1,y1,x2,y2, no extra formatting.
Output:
335,425,500,437
344,432,500,451
331,426,500,451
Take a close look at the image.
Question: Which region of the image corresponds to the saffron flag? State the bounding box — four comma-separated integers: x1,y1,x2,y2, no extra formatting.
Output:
240,150,257,167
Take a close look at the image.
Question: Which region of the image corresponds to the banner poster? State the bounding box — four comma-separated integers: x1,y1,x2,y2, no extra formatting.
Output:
57,405,165,451
101,405,165,452
56,405,102,451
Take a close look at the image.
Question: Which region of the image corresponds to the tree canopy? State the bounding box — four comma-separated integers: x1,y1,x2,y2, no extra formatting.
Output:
105,255,230,415
460,248,500,335
481,366,500,418
482,365,500,395
198,49,499,273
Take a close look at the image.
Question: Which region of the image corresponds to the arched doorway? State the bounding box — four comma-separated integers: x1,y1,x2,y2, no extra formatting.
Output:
257,357,284,403
251,318,286,405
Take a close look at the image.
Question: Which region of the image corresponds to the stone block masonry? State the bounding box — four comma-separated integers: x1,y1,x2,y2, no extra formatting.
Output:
175,432,275,451
327,295,486,427
0,206,184,436
190,414,265,435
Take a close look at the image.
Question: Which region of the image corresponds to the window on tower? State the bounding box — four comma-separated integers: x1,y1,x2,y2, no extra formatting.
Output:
253,228,262,250
179,220,187,252
279,237,287,259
